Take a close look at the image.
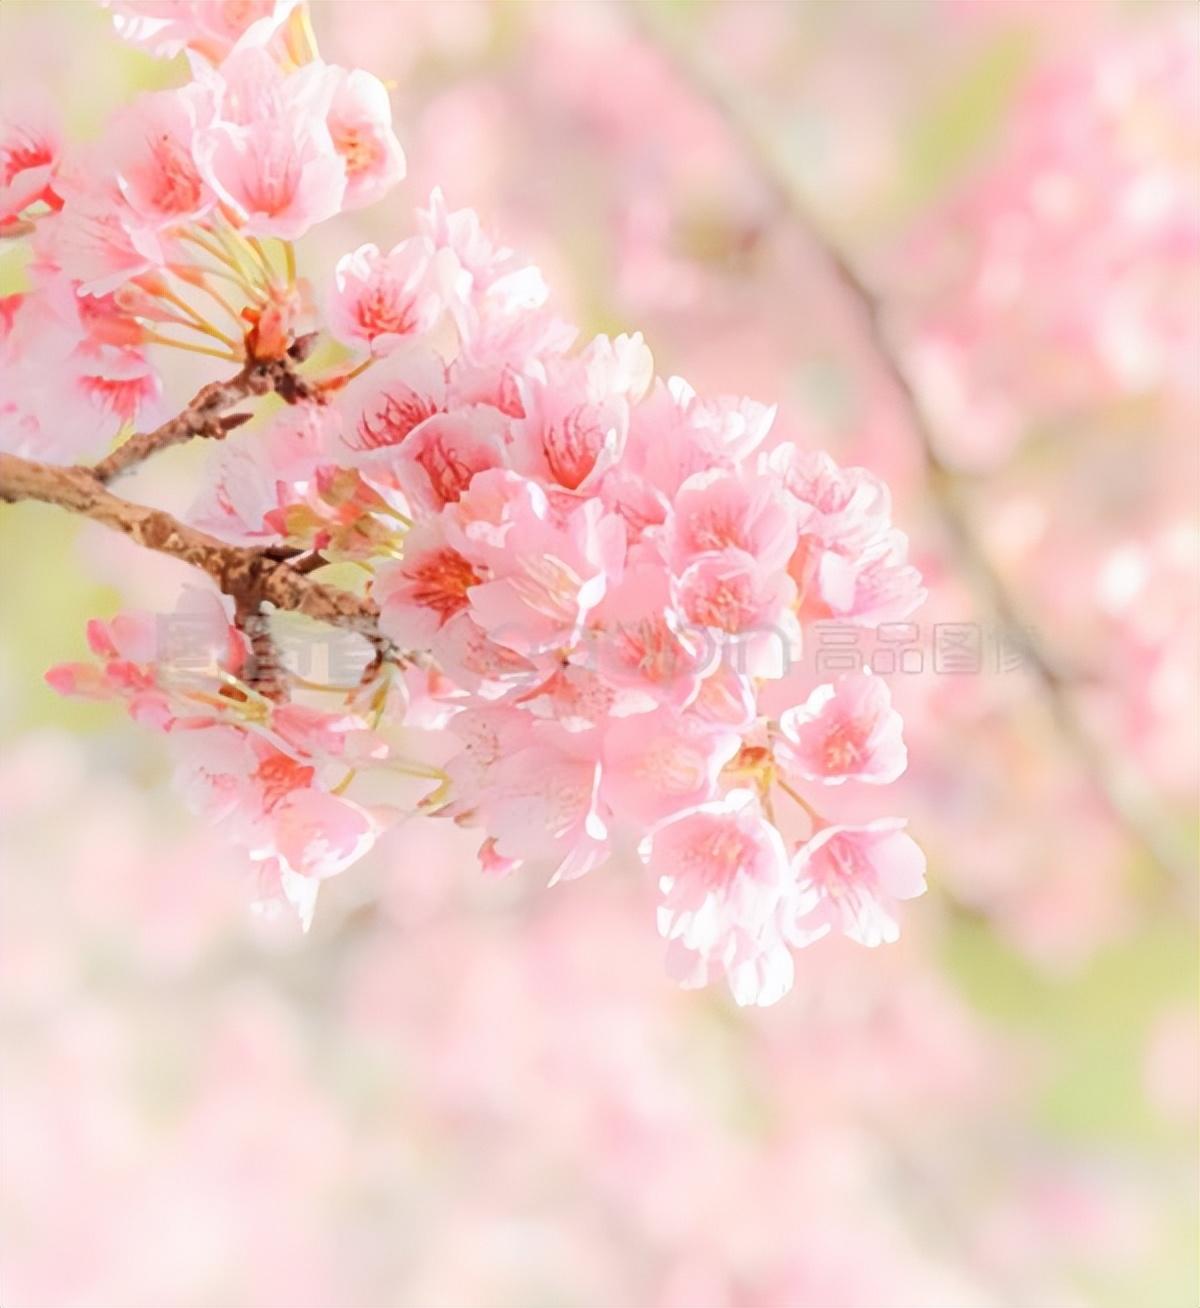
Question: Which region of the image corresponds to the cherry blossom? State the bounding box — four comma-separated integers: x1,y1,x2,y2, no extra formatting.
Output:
328,239,442,353
193,49,347,239
787,819,928,948
0,92,63,225
4,0,927,1003
776,672,907,785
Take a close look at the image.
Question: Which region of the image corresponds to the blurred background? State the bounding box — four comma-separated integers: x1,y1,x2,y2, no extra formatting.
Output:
1,2,1197,1305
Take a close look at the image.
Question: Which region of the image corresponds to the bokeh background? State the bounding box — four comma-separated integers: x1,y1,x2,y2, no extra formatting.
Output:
1,2,1197,1305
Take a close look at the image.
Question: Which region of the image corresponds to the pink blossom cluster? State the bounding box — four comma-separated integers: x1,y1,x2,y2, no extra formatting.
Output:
1,1,403,462
5,1,926,1004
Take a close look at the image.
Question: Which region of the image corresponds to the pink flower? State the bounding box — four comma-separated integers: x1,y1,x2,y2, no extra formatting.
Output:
769,445,926,626
107,85,215,227
668,467,798,574
787,819,927,948
601,709,739,830
464,488,626,657
416,187,554,349
375,523,483,653
0,93,62,223
474,727,608,884
46,589,246,728
194,50,345,238
509,333,653,491
43,164,162,296
102,1,300,64
440,705,536,821
0,278,161,460
675,549,799,677
641,789,794,1006
326,68,405,211
776,672,907,785
588,558,712,706
336,344,447,453
390,407,506,513
328,241,441,354
9,16,928,1000
168,717,378,925
268,788,377,882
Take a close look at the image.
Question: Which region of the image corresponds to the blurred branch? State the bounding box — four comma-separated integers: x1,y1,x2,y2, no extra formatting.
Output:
632,8,1193,894
0,451,386,651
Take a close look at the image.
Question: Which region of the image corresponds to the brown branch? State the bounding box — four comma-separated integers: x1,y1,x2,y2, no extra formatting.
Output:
0,451,386,651
92,334,322,484
632,11,1194,893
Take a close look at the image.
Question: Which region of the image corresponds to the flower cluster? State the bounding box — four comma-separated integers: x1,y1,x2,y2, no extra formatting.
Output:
4,2,925,1004
2,0,403,462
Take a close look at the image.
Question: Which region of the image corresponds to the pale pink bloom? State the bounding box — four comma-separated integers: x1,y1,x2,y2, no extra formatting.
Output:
686,387,777,461
415,188,554,350
675,549,799,677
509,333,652,491
0,93,62,222
375,523,483,652
601,709,739,830
389,406,506,513
510,662,624,728
108,85,215,227
769,446,892,555
169,718,377,920
642,789,794,1005
417,188,520,294
251,855,320,929
465,491,626,657
326,68,406,211
440,705,536,821
102,0,300,64
440,466,538,553
787,818,927,947
788,523,925,627
776,672,907,785
689,666,759,734
432,609,536,696
44,165,163,296
72,342,162,432
269,703,388,762
588,558,712,707
453,301,577,391
668,467,799,574
478,727,608,884
328,240,441,354
335,343,447,453
768,447,924,624
664,923,795,1009
622,381,743,502
0,281,160,460
267,788,377,882
194,50,345,238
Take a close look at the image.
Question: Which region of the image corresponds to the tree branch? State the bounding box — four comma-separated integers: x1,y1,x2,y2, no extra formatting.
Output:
0,451,386,649
92,334,321,484
632,11,1194,893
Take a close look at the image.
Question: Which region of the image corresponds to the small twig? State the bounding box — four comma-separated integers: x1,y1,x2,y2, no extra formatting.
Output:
0,452,385,651
93,334,321,484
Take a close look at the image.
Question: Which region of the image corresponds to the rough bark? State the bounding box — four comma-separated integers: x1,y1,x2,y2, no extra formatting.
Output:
0,452,384,647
